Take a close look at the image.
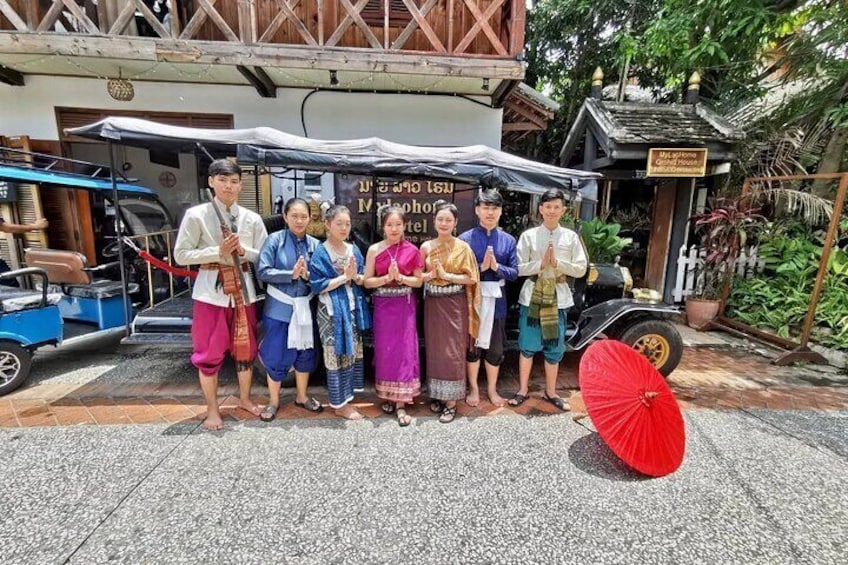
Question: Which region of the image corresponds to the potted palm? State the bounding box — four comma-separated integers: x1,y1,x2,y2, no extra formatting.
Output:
687,198,766,329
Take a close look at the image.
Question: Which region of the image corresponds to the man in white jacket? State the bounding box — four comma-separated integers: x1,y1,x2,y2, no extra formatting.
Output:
509,189,588,411
174,159,268,430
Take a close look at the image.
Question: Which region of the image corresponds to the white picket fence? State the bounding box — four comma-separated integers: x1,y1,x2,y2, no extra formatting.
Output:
672,245,765,303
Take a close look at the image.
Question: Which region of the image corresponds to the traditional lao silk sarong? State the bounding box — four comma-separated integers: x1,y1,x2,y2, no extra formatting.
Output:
373,240,424,403
309,242,371,408
423,238,481,401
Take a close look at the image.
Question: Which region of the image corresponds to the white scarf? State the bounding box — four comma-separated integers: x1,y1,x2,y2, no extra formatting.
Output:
266,284,314,350
476,280,504,349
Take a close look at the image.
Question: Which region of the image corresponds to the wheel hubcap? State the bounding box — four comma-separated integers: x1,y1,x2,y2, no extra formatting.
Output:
632,334,670,368
0,351,21,386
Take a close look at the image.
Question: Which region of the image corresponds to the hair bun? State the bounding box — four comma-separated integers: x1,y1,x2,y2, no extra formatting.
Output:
433,199,447,207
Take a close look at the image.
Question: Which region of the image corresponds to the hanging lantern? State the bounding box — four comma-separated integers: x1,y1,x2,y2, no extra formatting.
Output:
107,69,134,101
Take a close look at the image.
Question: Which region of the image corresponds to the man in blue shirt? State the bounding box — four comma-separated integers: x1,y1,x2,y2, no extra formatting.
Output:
459,189,518,407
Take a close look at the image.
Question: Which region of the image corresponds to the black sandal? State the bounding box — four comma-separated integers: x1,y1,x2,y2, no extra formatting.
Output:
543,393,570,412
381,402,397,415
429,400,444,414
439,405,457,423
294,397,324,413
508,393,528,407
259,404,279,422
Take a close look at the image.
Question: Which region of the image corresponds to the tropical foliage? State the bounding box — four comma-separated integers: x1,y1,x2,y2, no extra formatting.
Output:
523,0,848,191
580,218,633,263
727,219,848,351
690,198,767,300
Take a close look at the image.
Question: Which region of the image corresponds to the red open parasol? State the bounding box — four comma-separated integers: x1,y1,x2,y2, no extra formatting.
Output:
578,340,686,477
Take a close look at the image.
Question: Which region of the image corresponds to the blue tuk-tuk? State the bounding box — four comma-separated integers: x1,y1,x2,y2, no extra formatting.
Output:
0,154,174,395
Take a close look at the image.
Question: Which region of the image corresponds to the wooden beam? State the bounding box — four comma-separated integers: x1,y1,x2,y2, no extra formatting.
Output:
196,0,240,42
108,1,138,35
180,0,211,39
0,64,24,86
508,0,526,57
35,0,65,32
60,0,100,35
328,0,381,50
236,64,277,97
504,101,546,128
237,0,257,43
0,0,27,31
455,0,507,56
0,34,526,79
492,78,520,107
393,0,445,53
134,0,171,39
502,122,541,132
259,0,316,46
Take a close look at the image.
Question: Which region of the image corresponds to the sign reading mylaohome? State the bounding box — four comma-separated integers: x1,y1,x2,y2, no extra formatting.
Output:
646,148,708,177
335,175,475,244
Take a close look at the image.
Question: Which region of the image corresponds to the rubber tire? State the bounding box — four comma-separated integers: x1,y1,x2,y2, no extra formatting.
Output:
0,341,33,396
617,319,683,377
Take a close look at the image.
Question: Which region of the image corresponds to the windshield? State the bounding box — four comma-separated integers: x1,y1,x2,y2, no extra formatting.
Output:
118,198,173,235
115,198,173,256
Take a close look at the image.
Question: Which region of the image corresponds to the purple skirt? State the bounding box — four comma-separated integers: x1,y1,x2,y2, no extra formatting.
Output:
373,293,421,403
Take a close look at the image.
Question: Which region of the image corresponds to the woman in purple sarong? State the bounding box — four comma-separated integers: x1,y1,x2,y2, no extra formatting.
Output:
363,205,424,426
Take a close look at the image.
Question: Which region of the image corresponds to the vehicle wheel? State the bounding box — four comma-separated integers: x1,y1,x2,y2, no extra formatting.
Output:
617,319,683,377
0,341,33,396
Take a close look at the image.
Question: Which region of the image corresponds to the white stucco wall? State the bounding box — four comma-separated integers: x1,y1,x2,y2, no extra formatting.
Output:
0,76,502,147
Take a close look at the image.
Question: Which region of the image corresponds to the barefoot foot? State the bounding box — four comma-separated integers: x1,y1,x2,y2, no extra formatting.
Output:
202,412,224,431
466,390,480,407
335,405,364,420
488,392,506,408
238,400,262,417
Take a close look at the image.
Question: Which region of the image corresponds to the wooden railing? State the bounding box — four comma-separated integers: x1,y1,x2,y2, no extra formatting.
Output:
0,0,525,57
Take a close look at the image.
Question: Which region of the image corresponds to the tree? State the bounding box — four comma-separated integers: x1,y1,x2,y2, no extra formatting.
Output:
523,0,847,189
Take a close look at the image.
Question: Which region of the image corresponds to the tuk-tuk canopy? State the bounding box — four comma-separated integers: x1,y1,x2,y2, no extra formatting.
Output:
67,117,600,195
0,164,154,196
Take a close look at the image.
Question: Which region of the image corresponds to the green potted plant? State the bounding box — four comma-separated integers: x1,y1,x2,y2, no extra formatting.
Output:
580,217,633,264
687,197,766,329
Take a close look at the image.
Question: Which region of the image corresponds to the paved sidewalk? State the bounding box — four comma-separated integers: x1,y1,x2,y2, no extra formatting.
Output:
2,336,846,428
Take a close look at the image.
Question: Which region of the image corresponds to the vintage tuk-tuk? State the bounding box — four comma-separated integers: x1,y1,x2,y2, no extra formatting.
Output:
62,117,683,381
0,153,176,395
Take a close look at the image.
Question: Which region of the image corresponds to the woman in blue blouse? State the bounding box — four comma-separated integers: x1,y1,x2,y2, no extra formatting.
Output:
257,198,324,421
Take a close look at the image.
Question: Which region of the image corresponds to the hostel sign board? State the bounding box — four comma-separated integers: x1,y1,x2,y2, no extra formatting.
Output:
335,175,475,245
646,148,708,177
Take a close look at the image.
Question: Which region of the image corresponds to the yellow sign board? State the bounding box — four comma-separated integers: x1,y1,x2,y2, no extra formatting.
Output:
647,148,708,177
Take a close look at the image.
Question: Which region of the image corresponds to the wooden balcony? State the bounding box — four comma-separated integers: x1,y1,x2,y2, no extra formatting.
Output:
0,0,526,95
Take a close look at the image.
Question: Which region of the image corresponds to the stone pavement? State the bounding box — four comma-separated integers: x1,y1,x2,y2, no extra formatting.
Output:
1,325,846,428
2,409,846,564
2,327,847,564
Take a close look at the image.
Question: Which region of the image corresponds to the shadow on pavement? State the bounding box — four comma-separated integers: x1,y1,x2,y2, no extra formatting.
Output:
567,432,649,482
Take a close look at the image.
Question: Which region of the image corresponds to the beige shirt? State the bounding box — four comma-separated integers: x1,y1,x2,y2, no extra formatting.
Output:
517,225,588,309
174,200,268,307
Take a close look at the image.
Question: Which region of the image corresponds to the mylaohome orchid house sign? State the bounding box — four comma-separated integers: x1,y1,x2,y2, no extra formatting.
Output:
646,148,708,177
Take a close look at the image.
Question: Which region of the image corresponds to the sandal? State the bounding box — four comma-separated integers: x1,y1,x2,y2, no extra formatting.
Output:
507,393,528,407
429,400,444,414
396,408,412,427
543,393,570,412
439,405,457,424
294,397,324,413
259,404,279,422
381,402,397,415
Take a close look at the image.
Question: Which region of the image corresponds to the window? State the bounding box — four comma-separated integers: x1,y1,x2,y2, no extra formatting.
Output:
361,0,414,27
